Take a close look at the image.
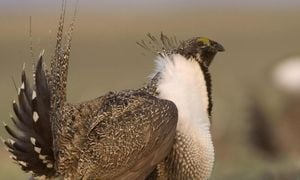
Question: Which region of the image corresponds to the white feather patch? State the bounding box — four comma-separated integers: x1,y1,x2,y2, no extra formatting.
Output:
155,54,211,137
34,146,41,153
30,137,36,145
18,161,27,167
46,163,53,168
9,155,17,160
20,82,25,90
39,154,47,160
32,90,37,100
33,112,39,122
154,54,215,179
39,49,45,58
9,139,15,145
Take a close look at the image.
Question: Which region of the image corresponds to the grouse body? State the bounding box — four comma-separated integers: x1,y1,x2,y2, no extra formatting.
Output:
3,1,224,179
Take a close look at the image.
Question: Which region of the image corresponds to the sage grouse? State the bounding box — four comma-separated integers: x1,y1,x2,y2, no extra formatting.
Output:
2,2,224,180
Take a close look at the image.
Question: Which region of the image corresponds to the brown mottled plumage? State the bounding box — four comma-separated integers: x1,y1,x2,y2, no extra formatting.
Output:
3,1,224,179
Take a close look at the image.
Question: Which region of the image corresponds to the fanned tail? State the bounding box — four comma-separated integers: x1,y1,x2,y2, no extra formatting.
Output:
3,0,77,178
3,55,56,178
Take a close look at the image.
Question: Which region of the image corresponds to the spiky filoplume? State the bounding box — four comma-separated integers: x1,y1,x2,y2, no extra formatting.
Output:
3,1,224,179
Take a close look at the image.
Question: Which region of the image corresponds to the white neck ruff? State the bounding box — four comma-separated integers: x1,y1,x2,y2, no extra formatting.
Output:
154,54,214,179
155,54,211,136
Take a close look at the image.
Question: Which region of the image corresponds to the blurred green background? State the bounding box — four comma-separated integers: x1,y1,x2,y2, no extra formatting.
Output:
1,0,300,179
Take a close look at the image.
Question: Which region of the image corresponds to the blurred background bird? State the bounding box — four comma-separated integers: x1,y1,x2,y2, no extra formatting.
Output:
244,56,300,179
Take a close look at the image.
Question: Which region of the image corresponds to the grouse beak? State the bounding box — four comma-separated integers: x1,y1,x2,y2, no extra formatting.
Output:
214,43,225,52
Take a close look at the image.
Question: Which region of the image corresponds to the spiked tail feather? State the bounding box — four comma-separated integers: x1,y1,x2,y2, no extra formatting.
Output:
3,55,56,178
4,0,77,178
